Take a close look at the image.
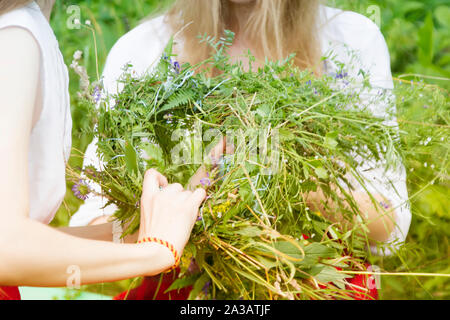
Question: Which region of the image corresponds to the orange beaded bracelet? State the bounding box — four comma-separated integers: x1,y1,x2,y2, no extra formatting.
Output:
137,237,180,272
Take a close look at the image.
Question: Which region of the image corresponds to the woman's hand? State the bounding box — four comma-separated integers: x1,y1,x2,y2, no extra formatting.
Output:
138,169,206,257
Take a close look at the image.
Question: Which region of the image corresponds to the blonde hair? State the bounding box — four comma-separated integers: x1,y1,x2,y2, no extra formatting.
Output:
0,0,33,15
166,0,322,72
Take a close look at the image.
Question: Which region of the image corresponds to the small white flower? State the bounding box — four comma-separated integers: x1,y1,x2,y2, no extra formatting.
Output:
424,162,427,167
410,168,414,172
85,20,91,26
73,50,82,60
74,18,80,25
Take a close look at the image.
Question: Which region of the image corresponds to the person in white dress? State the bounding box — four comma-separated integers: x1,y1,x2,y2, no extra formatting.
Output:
0,0,206,292
72,0,411,256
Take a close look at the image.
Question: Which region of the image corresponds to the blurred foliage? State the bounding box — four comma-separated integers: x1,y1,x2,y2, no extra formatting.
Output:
49,0,449,299
330,0,450,300
331,0,450,89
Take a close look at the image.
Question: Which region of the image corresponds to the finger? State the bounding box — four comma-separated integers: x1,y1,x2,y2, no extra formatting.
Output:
224,136,235,155
165,183,184,193
189,188,207,208
174,190,192,201
143,169,169,195
210,137,226,160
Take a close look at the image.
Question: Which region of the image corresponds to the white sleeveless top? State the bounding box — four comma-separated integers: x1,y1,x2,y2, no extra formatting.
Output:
0,2,72,224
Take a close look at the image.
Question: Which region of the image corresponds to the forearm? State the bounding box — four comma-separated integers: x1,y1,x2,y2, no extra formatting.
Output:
0,218,171,287
304,188,395,242
58,222,138,243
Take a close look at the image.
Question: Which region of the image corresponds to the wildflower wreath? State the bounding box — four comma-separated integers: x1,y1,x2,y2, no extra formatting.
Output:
70,32,449,300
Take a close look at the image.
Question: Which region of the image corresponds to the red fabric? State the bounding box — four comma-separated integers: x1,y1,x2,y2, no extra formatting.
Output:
303,234,378,300
0,286,21,300
345,265,379,300
317,264,378,300
116,234,377,301
114,268,191,300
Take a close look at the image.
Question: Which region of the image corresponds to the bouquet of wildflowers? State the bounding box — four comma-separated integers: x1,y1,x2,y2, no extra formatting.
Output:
70,32,449,300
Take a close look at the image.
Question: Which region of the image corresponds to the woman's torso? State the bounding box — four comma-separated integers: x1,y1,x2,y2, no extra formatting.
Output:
0,2,72,224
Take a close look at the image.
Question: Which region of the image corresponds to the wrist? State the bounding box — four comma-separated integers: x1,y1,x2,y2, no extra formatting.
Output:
137,242,175,275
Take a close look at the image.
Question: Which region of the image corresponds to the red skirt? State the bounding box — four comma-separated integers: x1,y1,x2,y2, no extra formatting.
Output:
114,268,191,300
0,286,21,300
114,266,378,300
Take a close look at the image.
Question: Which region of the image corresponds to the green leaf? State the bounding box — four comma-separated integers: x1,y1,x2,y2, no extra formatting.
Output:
324,137,338,149
312,265,347,285
418,13,434,65
255,104,271,118
124,140,139,175
314,167,329,179
278,128,297,142
164,274,199,294
255,256,279,270
235,226,263,237
434,6,450,28
303,242,337,261
188,272,210,299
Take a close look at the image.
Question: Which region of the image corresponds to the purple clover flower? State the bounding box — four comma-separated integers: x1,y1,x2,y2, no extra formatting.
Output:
173,61,181,73
92,86,101,103
200,172,211,187
334,72,348,80
379,201,390,209
187,258,199,274
200,177,211,186
202,281,211,296
72,180,91,201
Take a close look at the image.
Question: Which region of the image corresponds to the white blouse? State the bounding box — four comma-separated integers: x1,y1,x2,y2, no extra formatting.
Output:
0,2,72,224
71,6,411,255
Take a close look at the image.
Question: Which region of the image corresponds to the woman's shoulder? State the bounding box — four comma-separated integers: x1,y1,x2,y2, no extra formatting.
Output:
0,3,40,32
320,6,393,88
320,6,383,44
102,15,171,93
109,15,169,52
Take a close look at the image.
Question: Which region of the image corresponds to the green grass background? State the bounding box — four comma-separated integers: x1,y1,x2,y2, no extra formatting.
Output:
48,0,449,299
